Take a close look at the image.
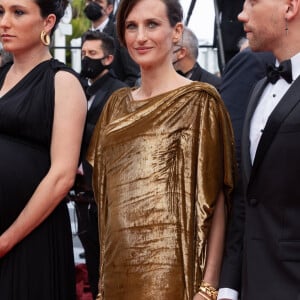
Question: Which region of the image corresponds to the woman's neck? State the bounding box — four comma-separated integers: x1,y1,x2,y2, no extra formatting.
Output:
134,65,191,101
12,48,52,75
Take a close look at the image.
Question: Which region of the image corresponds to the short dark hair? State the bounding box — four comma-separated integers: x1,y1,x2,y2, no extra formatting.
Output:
181,27,199,60
116,0,183,47
34,0,69,36
82,30,116,56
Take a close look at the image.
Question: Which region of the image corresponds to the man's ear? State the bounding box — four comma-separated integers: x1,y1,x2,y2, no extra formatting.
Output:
177,47,187,60
103,54,114,66
285,0,300,20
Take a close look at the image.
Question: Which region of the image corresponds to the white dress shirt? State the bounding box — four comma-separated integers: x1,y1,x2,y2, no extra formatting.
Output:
217,52,300,300
250,52,300,163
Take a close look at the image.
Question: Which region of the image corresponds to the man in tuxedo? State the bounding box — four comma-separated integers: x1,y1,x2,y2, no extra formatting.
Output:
73,30,127,299
83,0,140,86
218,0,300,299
173,27,221,90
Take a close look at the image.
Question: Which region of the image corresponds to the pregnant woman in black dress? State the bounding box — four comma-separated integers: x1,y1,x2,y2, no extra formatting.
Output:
0,1,87,299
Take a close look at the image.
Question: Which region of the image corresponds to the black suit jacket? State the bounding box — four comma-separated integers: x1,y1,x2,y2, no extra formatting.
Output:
103,18,140,87
190,62,222,90
81,72,127,188
220,48,275,166
220,73,300,299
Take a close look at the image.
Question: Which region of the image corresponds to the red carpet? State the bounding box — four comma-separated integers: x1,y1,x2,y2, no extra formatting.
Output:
76,264,93,300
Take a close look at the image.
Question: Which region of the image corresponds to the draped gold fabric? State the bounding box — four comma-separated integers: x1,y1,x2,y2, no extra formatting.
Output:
87,82,235,300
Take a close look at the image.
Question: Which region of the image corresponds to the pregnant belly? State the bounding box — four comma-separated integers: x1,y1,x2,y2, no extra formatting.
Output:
0,136,50,231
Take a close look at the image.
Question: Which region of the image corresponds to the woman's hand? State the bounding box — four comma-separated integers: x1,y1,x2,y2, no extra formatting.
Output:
0,234,12,258
193,292,210,300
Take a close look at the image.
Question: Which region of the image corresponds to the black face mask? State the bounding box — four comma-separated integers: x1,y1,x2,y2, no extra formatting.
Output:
84,2,103,21
81,56,108,79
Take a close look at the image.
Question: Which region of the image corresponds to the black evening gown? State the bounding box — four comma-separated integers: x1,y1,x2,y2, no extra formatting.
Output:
0,59,76,300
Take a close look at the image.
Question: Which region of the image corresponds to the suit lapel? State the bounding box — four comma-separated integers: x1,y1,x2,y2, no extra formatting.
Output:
89,88,106,112
241,78,267,183
249,76,300,185
103,19,115,37
190,64,202,81
87,75,110,117
88,87,109,126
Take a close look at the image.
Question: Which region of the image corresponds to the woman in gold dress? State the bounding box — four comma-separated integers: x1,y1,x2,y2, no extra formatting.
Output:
87,0,235,299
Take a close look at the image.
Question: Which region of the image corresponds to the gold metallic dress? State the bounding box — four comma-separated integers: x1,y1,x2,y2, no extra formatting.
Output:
87,82,235,300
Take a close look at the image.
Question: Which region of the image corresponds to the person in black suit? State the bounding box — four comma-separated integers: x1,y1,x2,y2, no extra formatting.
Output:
173,27,221,90
83,0,140,86
214,0,245,70
72,30,127,299
218,1,300,299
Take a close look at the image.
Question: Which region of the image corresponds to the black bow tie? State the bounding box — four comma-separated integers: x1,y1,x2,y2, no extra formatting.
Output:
266,59,293,84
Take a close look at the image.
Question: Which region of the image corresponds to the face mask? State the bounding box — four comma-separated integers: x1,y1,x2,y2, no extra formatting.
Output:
81,56,108,79
175,69,185,76
84,2,103,21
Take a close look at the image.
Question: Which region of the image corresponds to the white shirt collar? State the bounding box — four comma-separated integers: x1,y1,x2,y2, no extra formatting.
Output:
275,52,300,81
91,18,109,32
291,52,300,81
